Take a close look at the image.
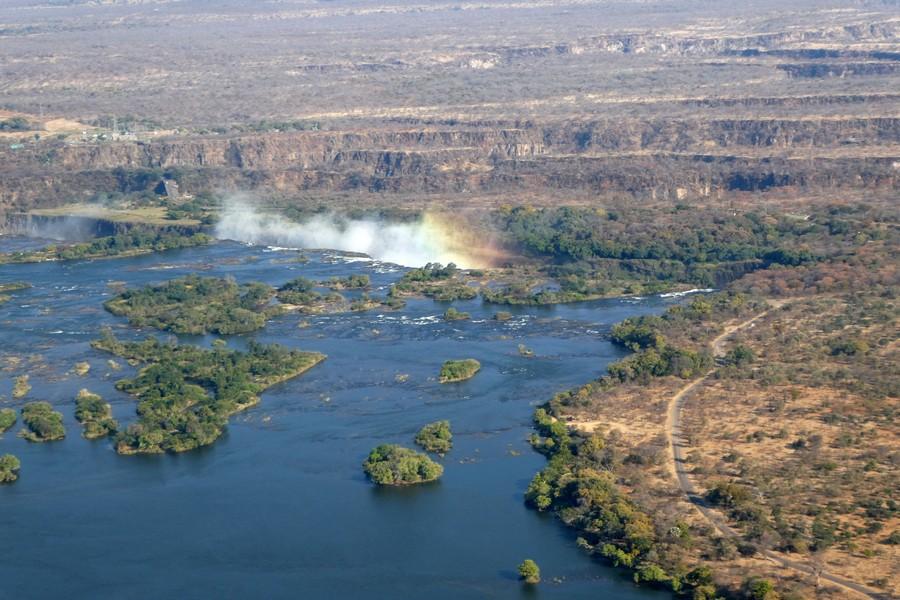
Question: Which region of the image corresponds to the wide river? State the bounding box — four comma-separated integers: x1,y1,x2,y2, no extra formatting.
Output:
0,239,680,599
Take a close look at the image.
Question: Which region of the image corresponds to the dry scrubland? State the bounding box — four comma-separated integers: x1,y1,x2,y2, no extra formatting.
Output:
0,0,897,211
545,247,898,599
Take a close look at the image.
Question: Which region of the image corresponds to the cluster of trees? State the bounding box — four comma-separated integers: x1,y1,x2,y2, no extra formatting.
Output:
0,454,20,483
105,275,275,334
277,276,345,310
486,205,890,301
497,206,820,267
525,417,719,597
482,284,597,306
443,307,470,321
277,277,402,313
74,389,118,439
439,359,481,383
0,117,31,131
517,560,540,584
92,331,325,454
19,402,66,442
391,263,478,301
322,274,370,290
362,444,444,485
0,231,212,264
520,291,796,596
0,408,16,433
414,421,453,455
163,194,220,224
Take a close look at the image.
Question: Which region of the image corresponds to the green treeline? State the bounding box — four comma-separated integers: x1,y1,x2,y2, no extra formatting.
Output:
498,206,817,267
526,411,718,597
487,205,879,302
105,275,276,334
523,293,776,597
0,231,212,264
92,331,325,454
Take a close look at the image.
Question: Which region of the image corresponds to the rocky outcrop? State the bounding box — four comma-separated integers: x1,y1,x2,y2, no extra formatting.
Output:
0,116,896,211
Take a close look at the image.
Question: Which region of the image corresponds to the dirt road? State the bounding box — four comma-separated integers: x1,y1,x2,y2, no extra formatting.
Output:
664,301,888,600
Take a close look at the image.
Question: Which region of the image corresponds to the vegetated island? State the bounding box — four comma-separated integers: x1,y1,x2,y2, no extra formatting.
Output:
0,408,17,433
0,454,21,483
0,281,30,305
105,274,277,334
321,274,370,290
92,330,325,454
0,230,212,265
390,263,479,301
75,389,119,439
12,375,30,398
363,444,443,486
414,420,453,455
443,307,470,321
19,401,66,442
439,359,481,383
278,276,403,314
517,559,541,584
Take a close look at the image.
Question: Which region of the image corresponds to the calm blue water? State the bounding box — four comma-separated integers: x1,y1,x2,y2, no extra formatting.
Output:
0,239,680,599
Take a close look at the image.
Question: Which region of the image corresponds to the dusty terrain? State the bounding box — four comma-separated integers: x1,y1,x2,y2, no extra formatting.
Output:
0,0,897,212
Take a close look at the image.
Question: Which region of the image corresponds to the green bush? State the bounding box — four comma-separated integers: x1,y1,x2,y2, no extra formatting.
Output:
415,421,453,454
75,389,118,439
517,559,540,584
439,359,481,383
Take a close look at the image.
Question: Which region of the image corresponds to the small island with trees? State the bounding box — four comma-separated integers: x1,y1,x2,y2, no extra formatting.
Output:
517,559,540,584
414,421,453,455
19,402,66,442
362,444,444,486
0,454,21,483
0,408,16,433
0,281,30,305
75,389,119,439
93,331,325,454
0,230,212,265
439,359,481,383
105,275,276,334
390,263,479,301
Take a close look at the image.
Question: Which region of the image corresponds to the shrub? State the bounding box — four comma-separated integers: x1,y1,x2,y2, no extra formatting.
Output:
517,559,540,584
362,444,443,485
414,421,452,455
0,454,21,483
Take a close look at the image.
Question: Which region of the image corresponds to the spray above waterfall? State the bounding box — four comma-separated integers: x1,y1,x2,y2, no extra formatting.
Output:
214,200,492,268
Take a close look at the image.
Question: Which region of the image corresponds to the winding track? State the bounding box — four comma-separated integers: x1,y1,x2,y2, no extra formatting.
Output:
664,302,890,600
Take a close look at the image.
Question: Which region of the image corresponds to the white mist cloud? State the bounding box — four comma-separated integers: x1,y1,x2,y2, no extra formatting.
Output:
214,200,466,267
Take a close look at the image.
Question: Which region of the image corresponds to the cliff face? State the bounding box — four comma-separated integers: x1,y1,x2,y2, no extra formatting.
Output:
1,117,897,210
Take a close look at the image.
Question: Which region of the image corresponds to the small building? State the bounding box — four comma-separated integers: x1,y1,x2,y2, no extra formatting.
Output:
155,179,180,198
